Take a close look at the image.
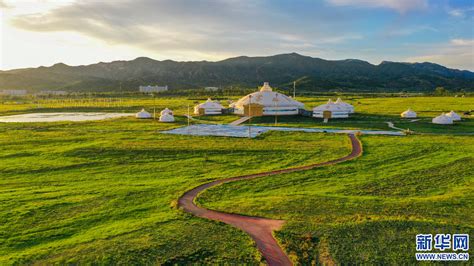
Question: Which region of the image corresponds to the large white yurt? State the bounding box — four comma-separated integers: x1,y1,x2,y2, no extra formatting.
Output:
313,99,350,118
233,82,305,116
446,110,461,121
160,108,173,116
194,98,224,115
335,98,355,113
136,108,152,119
159,112,175,122
432,113,453,125
401,108,417,118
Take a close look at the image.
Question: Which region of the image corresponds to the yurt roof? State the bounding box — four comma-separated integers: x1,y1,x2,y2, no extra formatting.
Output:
137,108,151,115
401,108,416,115
160,108,173,115
159,113,174,122
335,98,354,108
313,101,348,112
446,110,461,119
136,108,151,118
234,82,305,108
432,113,453,124
196,98,224,109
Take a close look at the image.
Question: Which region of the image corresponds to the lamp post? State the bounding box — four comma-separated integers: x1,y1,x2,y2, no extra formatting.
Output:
151,93,156,120
187,103,190,126
248,95,252,138
273,94,279,126
293,81,296,99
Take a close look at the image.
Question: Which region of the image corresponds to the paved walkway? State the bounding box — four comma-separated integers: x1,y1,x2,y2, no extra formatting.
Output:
163,124,404,138
229,116,250,126
178,134,363,265
385,121,405,131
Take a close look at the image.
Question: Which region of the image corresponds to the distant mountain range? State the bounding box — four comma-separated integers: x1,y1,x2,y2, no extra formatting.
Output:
1,53,473,92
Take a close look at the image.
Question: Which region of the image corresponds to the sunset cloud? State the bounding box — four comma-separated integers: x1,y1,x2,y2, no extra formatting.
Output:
1,0,473,70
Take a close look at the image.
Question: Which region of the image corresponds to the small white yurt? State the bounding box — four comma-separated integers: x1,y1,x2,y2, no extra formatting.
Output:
160,108,173,116
313,99,349,118
432,113,453,125
136,108,152,119
335,98,355,113
159,112,175,122
446,110,461,121
194,98,224,115
401,108,417,118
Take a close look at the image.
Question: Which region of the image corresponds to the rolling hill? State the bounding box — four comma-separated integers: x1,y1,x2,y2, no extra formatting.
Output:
1,53,473,92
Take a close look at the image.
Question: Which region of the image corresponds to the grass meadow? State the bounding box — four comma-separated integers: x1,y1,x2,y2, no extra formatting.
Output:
198,134,474,264
0,95,473,264
0,117,350,264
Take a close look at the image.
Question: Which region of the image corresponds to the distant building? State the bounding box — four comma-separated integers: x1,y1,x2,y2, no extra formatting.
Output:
139,85,168,93
204,87,219,92
38,90,68,96
0,90,27,96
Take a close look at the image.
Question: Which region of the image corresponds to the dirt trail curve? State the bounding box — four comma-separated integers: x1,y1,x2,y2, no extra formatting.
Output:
178,134,362,266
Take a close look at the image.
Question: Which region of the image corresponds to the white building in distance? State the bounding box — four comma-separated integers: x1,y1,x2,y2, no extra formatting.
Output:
204,87,219,91
139,85,168,93
0,90,27,96
38,90,68,96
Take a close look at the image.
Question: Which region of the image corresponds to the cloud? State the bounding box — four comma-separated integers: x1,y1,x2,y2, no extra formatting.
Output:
0,0,10,9
325,0,428,13
450,39,474,46
447,7,474,18
406,39,474,70
385,25,437,37
9,0,362,58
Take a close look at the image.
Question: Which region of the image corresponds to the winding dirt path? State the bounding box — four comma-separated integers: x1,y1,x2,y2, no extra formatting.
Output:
178,134,362,265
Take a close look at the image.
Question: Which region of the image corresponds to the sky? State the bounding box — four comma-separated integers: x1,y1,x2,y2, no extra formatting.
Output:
0,0,473,71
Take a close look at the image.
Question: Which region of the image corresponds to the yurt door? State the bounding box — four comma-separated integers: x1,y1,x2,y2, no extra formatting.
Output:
244,104,263,117
323,110,332,119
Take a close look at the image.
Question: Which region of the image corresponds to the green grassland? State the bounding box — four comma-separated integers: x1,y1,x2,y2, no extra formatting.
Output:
198,134,474,264
0,95,473,264
0,117,350,264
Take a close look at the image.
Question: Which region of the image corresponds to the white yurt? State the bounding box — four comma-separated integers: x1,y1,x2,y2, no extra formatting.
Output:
446,110,461,121
159,112,175,122
160,108,173,116
401,108,417,118
432,113,453,125
233,82,305,116
194,98,224,115
313,99,350,118
136,108,152,119
335,98,355,113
